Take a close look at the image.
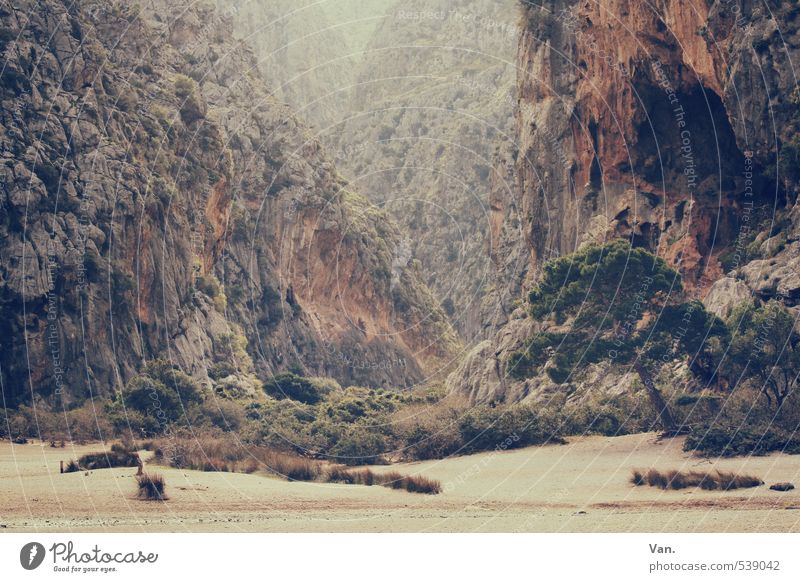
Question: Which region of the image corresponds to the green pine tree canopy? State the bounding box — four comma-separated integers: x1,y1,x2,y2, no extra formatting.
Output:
510,239,729,431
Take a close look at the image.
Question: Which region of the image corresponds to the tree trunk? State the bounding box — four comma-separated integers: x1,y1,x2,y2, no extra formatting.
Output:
633,360,677,433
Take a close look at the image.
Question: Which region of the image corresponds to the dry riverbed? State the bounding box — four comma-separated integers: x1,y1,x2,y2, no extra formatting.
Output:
1,433,799,532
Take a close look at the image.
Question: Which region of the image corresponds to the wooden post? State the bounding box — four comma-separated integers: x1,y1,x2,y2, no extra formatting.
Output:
60,460,63,474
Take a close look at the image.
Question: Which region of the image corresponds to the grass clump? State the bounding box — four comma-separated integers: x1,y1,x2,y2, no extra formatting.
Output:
136,473,167,500
77,443,140,470
324,467,441,494
63,459,81,473
157,434,320,481
631,468,763,491
402,474,442,494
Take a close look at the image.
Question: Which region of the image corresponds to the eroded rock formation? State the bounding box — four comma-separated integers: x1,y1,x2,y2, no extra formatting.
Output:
448,0,800,403
0,0,457,406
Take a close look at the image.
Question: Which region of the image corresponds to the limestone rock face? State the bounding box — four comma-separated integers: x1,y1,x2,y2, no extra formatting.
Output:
448,0,800,403
218,0,520,342
330,0,520,342
0,0,456,405
703,277,752,320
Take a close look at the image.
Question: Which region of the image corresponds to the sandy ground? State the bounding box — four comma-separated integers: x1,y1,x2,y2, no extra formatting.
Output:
1,433,799,532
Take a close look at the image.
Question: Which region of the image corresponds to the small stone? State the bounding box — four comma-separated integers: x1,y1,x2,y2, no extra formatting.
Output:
769,482,795,492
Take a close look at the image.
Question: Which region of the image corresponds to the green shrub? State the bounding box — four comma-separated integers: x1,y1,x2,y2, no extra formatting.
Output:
263,373,321,405
329,429,387,466
208,361,236,381
458,405,563,454
117,361,202,435
684,425,800,457
78,444,140,470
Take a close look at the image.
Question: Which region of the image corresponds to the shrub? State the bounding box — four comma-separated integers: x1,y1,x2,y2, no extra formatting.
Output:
382,470,406,490
632,468,763,490
329,430,386,466
63,459,81,473
458,405,564,454
402,474,442,494
276,456,318,482
2,402,114,444
118,362,202,435
326,466,357,484
352,469,376,486
263,373,321,405
153,433,319,480
77,444,140,470
400,422,462,460
136,473,166,500
685,426,800,457
200,399,245,432
208,361,236,381
259,285,284,329
324,467,440,494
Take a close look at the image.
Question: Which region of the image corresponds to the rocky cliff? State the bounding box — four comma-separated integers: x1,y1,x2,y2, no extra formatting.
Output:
0,0,457,407
448,0,800,403
330,0,520,342
218,0,391,133
217,0,520,342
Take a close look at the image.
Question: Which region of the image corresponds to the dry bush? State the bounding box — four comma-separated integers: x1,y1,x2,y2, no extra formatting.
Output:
632,468,763,491
352,469,375,486
3,403,113,444
151,433,438,492
326,465,357,484
136,473,166,500
63,459,81,473
153,433,319,481
381,470,406,490
630,470,645,486
77,443,140,470
324,467,440,494
401,474,442,494
715,471,764,490
264,451,318,481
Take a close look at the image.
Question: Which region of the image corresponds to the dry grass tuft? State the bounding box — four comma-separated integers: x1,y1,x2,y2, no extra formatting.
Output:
324,466,441,494
63,459,81,473
632,468,763,491
136,473,166,500
151,435,440,493
630,470,645,486
402,474,442,494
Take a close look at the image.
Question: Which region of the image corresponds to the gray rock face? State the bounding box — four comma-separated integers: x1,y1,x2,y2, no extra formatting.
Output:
703,277,752,320
217,0,520,342
447,0,800,403
330,0,520,342
0,0,456,406
739,242,800,303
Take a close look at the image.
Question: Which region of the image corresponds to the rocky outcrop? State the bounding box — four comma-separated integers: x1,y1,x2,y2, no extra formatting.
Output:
0,0,457,406
448,0,800,403
703,277,752,319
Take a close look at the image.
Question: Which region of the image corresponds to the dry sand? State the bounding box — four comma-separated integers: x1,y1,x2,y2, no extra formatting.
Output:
1,433,799,532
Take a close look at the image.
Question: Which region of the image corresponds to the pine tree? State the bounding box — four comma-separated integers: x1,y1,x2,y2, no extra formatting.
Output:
509,239,727,433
